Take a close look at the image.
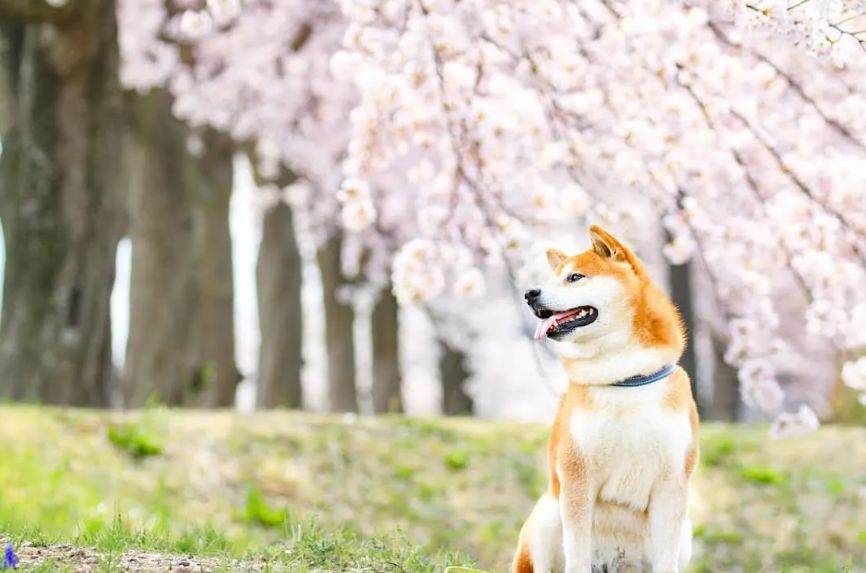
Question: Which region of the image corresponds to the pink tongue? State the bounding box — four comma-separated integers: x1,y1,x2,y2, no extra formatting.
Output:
533,310,575,341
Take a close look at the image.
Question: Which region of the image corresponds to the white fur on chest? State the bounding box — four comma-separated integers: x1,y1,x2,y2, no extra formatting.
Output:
567,381,692,512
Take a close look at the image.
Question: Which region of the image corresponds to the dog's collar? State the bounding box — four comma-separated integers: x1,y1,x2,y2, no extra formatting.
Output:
610,363,676,388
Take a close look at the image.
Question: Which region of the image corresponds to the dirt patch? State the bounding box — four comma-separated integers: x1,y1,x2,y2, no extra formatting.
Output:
6,541,285,572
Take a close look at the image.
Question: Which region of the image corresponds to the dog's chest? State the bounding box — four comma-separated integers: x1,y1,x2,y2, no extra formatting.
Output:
567,387,691,511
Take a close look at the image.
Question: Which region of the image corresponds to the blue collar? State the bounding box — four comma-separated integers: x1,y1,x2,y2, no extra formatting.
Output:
610,364,676,388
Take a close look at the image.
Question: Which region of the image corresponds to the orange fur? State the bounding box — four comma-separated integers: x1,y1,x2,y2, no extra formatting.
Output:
547,407,562,498
513,543,534,573
557,439,589,514
685,404,700,478
663,367,701,478
547,384,593,498
662,367,692,411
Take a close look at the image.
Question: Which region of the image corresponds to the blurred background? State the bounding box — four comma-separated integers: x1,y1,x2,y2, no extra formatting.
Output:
1,0,866,571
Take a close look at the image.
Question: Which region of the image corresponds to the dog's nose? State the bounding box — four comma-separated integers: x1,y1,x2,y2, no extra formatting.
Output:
524,288,541,304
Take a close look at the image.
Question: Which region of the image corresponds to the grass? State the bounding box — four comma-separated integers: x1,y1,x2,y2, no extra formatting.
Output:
0,406,865,571
243,486,289,527
106,421,162,458
3,517,469,572
739,464,788,485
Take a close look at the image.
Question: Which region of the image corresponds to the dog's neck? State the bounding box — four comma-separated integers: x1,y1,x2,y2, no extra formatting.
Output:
557,332,680,386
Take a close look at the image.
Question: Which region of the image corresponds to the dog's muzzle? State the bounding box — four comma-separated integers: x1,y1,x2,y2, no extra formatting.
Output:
524,287,599,340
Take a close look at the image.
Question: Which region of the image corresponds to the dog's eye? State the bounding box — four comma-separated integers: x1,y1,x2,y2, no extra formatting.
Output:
566,273,584,283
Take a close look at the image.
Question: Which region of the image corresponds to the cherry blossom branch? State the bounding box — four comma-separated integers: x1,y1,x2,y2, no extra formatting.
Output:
828,21,866,52
728,107,866,266
745,0,866,53
787,0,812,11
595,0,622,19
752,54,864,147
420,2,523,265
475,32,602,205
706,21,866,150
676,76,813,299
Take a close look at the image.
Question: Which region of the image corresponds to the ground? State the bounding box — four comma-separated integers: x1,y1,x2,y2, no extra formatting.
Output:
0,406,864,572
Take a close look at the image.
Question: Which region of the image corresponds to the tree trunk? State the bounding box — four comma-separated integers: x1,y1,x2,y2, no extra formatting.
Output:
186,131,237,407
0,24,20,137
705,334,740,422
256,201,303,409
317,235,358,412
668,255,701,413
0,3,124,405
830,351,866,425
124,90,237,407
371,287,402,413
440,341,473,415
124,90,193,406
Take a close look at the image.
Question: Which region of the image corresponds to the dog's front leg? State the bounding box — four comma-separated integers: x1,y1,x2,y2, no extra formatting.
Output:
560,481,593,573
648,477,688,573
559,452,593,573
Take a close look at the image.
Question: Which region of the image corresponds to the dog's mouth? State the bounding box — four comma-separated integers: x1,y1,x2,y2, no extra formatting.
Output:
533,306,598,340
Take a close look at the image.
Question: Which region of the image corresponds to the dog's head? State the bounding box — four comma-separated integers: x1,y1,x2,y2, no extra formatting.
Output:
526,226,684,356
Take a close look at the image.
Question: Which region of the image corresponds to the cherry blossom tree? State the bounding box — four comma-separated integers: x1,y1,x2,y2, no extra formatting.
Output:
116,0,866,428
334,0,866,431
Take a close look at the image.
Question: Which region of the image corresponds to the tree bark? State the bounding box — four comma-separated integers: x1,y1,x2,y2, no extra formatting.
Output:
124,90,237,407
186,131,237,407
705,334,741,422
668,255,701,413
0,0,78,25
256,201,303,409
124,90,194,406
371,287,402,413
0,2,124,405
0,25,21,137
440,341,473,415
317,234,358,412
830,352,866,424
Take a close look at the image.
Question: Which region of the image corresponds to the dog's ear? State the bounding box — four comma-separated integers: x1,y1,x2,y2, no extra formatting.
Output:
546,248,567,271
589,225,627,261
589,225,648,277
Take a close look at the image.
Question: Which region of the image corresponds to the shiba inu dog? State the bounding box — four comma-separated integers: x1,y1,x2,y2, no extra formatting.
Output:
512,226,699,573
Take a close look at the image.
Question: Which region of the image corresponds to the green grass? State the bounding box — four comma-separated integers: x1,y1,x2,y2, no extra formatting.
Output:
106,421,162,458
739,464,788,485
1,406,865,572
243,486,289,527
3,515,471,572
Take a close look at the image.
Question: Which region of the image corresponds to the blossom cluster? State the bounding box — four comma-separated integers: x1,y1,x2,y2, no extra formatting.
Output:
118,0,352,195
723,0,866,67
